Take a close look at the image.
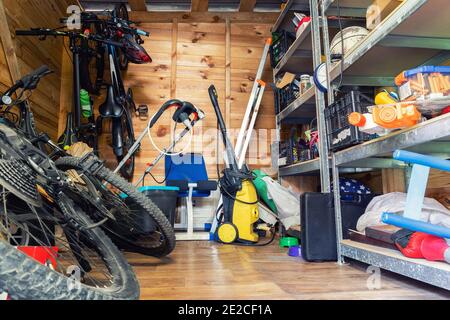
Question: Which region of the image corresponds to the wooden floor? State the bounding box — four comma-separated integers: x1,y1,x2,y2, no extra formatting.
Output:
126,241,450,300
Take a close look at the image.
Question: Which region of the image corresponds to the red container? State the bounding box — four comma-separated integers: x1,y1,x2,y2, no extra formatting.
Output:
17,246,59,269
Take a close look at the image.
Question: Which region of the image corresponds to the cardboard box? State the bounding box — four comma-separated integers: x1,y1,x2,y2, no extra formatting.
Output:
276,72,296,89
366,0,404,30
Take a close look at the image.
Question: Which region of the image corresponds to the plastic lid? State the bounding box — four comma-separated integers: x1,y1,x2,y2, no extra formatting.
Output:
120,186,180,199
138,186,180,192
348,112,366,127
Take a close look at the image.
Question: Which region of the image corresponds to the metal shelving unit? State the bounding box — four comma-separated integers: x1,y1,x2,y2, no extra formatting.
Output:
341,240,450,290
321,0,450,290
272,0,311,33
273,23,312,77
272,0,450,290
277,84,316,122
279,158,321,176
273,0,331,191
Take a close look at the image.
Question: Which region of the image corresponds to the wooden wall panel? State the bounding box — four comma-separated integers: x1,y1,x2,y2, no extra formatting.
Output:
0,0,75,139
175,22,226,179
0,34,12,91
230,23,275,170
97,19,277,184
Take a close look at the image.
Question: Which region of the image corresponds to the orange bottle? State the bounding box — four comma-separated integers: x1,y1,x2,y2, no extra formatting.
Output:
372,104,421,129
348,112,387,135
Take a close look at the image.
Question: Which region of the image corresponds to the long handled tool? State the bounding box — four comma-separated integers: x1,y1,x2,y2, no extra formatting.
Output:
209,38,271,238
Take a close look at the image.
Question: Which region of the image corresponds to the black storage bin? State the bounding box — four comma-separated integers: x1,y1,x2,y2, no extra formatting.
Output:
274,82,298,113
270,31,295,67
125,186,178,233
300,192,376,262
278,141,289,167
325,90,374,151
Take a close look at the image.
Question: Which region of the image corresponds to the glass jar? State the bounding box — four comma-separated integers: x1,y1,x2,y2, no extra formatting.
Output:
300,74,312,94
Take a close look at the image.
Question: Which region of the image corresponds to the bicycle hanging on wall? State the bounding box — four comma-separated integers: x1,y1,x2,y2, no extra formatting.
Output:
16,4,152,180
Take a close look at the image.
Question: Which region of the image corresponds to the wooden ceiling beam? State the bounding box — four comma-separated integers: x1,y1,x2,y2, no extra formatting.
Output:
129,11,278,23
191,0,208,12
239,0,257,12
128,0,147,11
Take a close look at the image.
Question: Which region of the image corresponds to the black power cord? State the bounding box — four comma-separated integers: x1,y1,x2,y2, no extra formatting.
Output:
142,120,179,186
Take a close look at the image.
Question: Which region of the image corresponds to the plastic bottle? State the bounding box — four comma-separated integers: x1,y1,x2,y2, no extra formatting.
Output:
372,104,421,129
80,89,92,118
375,90,398,105
348,112,388,135
300,74,312,94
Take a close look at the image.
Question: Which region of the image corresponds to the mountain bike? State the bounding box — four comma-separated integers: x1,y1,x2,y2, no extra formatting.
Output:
15,29,118,155
16,15,151,180
70,5,152,180
0,67,138,299
0,67,176,299
0,66,175,257
78,3,147,93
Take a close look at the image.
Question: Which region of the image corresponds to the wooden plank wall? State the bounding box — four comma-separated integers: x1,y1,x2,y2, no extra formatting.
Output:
0,0,75,140
104,19,277,184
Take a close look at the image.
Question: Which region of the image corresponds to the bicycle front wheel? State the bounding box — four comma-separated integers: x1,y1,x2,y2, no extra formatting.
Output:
55,156,176,258
117,111,136,180
0,193,139,300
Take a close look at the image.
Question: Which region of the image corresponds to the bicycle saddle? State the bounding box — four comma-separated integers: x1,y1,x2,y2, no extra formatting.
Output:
99,85,124,118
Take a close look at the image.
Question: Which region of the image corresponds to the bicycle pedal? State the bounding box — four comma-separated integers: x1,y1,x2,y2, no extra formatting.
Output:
137,104,149,120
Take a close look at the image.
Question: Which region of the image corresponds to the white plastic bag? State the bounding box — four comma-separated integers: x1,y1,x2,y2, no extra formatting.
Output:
357,192,450,232
262,176,300,229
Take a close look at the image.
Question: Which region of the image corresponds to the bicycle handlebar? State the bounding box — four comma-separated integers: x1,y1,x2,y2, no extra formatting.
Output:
25,65,51,80
16,29,60,36
59,13,150,38
103,19,150,37
16,28,125,48
135,28,149,37
1,65,53,105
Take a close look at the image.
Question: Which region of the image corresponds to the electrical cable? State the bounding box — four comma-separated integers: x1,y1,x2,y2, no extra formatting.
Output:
142,123,177,186
143,106,196,185
214,115,261,206
230,228,278,247
215,145,259,206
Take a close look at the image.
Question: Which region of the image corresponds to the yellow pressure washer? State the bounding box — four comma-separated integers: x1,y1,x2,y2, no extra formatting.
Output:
208,85,260,244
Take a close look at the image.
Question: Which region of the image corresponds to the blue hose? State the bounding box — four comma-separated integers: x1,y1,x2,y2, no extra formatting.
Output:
382,212,450,238
393,150,450,172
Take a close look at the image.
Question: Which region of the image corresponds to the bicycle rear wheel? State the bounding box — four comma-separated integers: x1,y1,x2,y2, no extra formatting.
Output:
0,191,139,300
115,3,130,70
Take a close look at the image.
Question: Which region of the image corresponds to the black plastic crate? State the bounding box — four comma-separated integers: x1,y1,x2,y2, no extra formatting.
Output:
325,91,374,151
274,82,299,113
278,141,289,167
270,31,295,68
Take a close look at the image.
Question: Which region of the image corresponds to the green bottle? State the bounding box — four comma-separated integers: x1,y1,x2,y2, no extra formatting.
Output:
80,89,92,118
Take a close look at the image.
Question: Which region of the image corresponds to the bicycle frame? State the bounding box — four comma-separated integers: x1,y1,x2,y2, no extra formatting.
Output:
108,44,126,97
96,42,136,167
70,34,83,130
